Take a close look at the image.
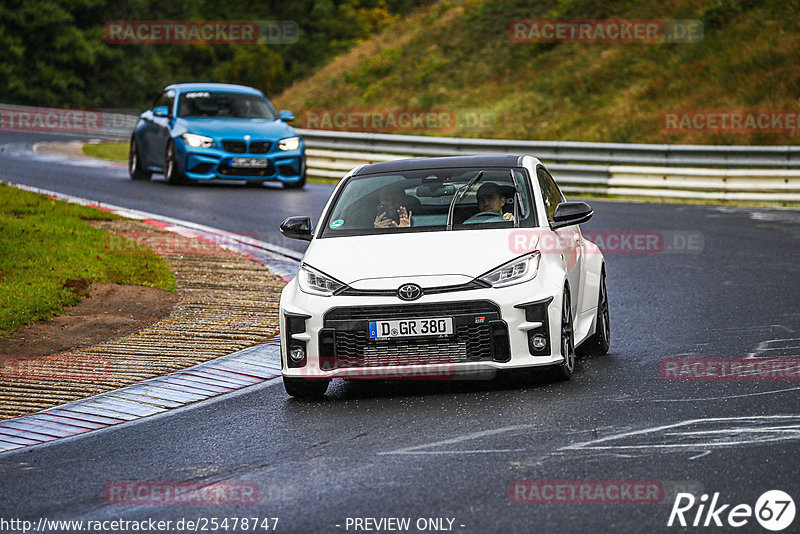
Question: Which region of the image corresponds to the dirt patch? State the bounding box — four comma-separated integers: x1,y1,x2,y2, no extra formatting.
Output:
0,218,284,420
0,283,178,359
33,140,89,158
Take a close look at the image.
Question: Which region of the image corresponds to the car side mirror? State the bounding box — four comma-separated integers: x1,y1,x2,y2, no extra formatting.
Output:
280,216,313,241
280,110,295,122
153,106,170,118
551,201,593,229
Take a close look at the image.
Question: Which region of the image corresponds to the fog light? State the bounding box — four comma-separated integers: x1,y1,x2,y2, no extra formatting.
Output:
289,346,305,362
531,334,547,350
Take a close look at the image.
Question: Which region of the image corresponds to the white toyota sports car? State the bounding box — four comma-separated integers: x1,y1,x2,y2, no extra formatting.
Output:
278,155,610,398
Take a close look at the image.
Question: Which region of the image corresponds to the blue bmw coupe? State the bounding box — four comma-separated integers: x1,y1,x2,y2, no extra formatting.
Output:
129,83,306,188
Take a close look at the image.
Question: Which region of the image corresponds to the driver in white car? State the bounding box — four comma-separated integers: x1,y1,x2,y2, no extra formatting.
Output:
474,182,514,221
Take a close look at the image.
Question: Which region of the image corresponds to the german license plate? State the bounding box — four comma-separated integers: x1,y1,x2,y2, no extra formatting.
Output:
231,158,269,168
368,317,453,339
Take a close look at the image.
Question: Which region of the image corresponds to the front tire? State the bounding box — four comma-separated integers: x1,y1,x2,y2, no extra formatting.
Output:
553,289,575,381
282,166,306,189
164,141,188,185
129,138,151,181
576,269,610,357
282,174,305,189
284,377,329,399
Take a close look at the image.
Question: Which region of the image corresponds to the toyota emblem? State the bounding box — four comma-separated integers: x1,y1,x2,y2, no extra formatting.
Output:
397,283,423,301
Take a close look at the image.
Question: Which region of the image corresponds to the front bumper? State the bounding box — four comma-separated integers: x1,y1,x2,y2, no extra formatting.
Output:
175,141,305,183
279,277,566,380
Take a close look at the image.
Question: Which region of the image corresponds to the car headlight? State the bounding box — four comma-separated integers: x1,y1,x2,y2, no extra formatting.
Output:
477,252,541,288
278,136,301,151
181,133,216,148
297,264,346,296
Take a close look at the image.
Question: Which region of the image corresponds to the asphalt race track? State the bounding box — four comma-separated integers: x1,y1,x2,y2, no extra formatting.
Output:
2,130,800,533
0,132,332,255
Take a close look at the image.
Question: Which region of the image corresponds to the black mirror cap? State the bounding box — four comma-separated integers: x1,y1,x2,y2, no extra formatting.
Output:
280,216,313,241
551,201,593,229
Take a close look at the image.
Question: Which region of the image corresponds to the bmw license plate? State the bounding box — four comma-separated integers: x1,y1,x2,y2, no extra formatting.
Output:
368,317,453,339
231,158,270,168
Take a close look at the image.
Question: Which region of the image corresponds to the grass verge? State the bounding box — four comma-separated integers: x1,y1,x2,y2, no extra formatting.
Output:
0,183,176,338
82,141,128,162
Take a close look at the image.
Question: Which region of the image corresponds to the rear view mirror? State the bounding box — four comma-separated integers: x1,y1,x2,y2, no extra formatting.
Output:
416,184,456,197
280,216,313,241
551,201,593,229
280,110,295,122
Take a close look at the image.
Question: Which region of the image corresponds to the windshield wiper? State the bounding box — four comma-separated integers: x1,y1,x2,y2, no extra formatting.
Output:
446,171,484,230
509,169,521,228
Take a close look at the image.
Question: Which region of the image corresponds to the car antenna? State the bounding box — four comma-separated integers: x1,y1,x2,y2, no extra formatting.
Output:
446,170,483,230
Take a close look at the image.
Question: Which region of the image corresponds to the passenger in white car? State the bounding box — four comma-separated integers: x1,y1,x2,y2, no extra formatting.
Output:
373,188,416,228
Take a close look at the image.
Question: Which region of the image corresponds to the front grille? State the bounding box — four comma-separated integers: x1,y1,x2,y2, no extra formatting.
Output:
325,301,499,320
249,141,272,153
221,140,272,154
222,140,247,153
322,301,506,369
337,279,489,297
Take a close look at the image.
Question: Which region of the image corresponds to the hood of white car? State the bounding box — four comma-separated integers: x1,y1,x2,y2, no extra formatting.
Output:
302,229,541,286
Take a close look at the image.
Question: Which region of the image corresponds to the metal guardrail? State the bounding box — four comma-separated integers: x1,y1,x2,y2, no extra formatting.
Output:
306,148,800,203
2,103,797,203
298,129,800,168
300,129,800,203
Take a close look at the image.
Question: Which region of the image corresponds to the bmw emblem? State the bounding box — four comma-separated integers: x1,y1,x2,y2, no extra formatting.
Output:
397,283,423,301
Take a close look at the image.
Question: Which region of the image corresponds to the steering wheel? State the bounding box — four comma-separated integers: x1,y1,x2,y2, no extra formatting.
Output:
464,211,505,224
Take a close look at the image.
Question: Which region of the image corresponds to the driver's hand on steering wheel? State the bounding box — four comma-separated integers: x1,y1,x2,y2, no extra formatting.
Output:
502,212,514,221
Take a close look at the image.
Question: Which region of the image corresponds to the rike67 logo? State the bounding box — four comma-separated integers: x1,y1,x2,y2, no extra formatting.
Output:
668,490,795,531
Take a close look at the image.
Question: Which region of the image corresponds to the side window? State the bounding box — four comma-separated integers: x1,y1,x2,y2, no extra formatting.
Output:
537,167,559,221
547,169,565,208
152,90,176,115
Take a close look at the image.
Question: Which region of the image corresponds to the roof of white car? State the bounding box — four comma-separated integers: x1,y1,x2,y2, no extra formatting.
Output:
352,155,527,176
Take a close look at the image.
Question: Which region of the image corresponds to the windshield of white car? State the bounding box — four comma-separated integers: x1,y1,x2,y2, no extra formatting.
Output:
177,92,277,119
319,167,537,237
